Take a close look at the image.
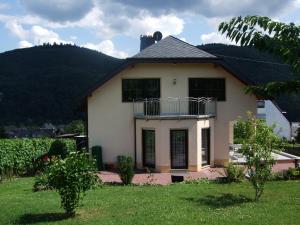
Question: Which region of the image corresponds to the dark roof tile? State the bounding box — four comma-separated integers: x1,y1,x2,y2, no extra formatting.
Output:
132,36,216,59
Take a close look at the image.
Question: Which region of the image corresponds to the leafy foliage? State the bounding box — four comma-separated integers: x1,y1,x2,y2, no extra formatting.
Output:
64,120,84,134
46,152,99,216
0,138,75,182
225,162,245,182
0,44,124,125
33,172,52,192
48,139,69,159
234,117,252,144
236,112,283,201
286,167,300,179
219,16,300,97
117,155,134,185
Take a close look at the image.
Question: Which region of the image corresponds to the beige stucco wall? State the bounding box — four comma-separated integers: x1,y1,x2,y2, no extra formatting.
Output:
88,63,257,166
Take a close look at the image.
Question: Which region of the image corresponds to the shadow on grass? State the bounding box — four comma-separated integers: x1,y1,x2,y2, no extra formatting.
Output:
185,193,253,208
18,212,71,224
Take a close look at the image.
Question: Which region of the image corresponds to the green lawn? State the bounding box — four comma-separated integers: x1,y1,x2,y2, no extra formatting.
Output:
0,178,300,225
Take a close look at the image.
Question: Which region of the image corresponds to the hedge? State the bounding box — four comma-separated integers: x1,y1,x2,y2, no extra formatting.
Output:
0,138,76,181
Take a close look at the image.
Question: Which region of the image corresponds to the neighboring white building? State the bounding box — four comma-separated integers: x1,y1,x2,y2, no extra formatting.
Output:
86,35,257,172
257,100,292,140
291,122,300,138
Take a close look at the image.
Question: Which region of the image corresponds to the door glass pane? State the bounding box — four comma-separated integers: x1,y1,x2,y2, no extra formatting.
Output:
171,130,188,169
202,128,210,166
143,130,155,168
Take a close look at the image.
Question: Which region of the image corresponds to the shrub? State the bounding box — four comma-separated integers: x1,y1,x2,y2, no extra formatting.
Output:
48,139,69,159
117,155,134,185
33,172,52,192
286,167,300,179
269,171,285,181
225,162,244,182
46,152,98,216
0,138,76,182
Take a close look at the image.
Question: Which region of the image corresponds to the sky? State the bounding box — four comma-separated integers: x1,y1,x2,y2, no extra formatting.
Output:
0,0,300,58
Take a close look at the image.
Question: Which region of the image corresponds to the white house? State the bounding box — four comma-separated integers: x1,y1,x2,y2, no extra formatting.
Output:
257,100,292,139
86,35,257,172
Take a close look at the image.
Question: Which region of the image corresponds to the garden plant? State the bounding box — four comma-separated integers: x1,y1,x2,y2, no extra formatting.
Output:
236,112,284,200
45,151,99,216
117,155,134,185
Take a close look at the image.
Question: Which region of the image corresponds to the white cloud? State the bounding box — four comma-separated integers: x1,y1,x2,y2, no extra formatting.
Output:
5,21,28,39
200,32,235,45
19,40,33,48
83,40,128,58
43,7,184,39
125,13,184,37
31,25,60,45
5,21,73,46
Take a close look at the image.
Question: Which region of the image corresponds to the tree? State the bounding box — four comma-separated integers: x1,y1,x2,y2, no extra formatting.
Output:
236,112,283,201
64,120,84,135
219,16,300,98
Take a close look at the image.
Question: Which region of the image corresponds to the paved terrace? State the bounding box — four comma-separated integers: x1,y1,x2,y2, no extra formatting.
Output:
99,162,296,185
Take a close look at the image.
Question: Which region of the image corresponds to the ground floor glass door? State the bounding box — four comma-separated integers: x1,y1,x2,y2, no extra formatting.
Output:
142,130,155,168
170,130,188,169
201,128,210,166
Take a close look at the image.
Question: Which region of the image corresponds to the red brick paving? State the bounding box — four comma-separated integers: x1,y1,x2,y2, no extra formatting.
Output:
99,162,297,185
99,167,226,185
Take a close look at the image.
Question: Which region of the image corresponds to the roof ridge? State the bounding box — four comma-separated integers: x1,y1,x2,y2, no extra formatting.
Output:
168,35,217,57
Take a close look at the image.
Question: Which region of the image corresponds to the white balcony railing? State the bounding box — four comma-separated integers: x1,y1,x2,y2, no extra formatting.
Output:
133,97,216,118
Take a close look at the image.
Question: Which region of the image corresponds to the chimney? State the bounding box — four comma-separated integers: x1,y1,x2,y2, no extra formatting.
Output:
140,31,163,51
140,35,155,51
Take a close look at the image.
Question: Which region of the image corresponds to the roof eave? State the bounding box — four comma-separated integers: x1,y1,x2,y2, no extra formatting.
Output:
127,57,221,63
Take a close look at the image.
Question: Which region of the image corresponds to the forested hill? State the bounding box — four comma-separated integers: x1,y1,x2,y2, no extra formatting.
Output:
198,43,300,122
0,44,125,125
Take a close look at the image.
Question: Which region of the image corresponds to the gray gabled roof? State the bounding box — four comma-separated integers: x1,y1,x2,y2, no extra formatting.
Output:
132,36,216,59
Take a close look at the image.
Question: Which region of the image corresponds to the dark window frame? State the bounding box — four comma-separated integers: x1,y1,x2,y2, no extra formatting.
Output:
189,78,226,101
122,78,161,102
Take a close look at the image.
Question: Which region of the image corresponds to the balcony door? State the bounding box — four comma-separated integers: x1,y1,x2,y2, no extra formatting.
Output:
142,130,155,168
170,130,188,169
201,128,210,166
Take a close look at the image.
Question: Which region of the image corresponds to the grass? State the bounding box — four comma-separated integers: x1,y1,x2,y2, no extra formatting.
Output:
0,178,300,225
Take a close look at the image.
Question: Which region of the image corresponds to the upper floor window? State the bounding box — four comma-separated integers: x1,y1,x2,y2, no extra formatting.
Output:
122,78,160,102
189,78,226,101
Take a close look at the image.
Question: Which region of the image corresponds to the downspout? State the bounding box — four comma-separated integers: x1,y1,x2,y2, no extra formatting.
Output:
134,117,137,168
85,98,89,151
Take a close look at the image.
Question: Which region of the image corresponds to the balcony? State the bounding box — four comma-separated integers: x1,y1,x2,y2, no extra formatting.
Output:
133,97,216,119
